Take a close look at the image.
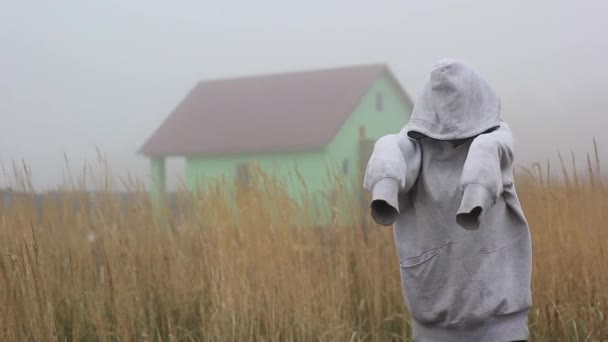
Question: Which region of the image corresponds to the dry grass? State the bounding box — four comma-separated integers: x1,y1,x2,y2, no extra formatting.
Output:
0,149,607,341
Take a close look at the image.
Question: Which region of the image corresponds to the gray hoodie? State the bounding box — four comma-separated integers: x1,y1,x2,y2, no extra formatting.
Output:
363,59,532,341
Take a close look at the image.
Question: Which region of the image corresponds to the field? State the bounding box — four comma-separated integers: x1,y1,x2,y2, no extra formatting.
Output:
0,150,607,341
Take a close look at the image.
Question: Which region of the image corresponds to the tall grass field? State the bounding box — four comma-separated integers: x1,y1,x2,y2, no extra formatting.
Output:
0,148,606,341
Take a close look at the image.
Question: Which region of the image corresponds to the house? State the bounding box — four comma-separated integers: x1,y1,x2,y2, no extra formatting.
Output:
138,64,413,213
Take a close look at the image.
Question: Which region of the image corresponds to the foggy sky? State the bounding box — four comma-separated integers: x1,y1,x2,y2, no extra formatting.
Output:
2,0,608,190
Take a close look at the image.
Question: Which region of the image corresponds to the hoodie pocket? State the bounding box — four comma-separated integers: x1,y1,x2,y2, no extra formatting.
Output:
399,242,450,268
399,243,494,325
467,237,533,317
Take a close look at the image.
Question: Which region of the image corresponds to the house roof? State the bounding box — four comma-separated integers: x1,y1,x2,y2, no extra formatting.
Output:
139,64,412,157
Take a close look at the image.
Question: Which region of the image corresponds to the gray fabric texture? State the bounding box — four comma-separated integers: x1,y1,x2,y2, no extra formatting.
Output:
370,178,400,226
363,59,532,341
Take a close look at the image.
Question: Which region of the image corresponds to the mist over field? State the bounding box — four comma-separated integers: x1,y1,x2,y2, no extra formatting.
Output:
2,0,608,190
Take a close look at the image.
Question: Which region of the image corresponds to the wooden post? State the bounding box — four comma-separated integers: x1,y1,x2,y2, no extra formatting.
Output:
150,157,167,225
150,157,166,199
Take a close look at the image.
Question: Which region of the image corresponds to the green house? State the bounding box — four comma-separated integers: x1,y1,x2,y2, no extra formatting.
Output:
139,64,413,213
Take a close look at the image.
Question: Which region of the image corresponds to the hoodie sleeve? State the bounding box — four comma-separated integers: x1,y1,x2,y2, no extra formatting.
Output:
457,122,514,229
363,132,421,226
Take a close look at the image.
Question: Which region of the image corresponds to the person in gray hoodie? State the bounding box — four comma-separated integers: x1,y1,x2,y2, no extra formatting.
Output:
363,58,532,342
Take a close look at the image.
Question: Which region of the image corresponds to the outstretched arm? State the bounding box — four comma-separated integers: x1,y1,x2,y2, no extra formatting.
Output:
363,132,421,226
457,122,515,229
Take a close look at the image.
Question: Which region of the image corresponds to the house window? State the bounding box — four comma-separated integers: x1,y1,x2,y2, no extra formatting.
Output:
375,92,384,111
342,159,350,175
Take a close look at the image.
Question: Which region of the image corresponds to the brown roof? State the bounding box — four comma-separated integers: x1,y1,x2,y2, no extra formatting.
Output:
139,64,412,157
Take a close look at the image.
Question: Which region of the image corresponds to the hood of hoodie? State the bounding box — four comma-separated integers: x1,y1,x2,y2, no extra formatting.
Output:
405,59,501,141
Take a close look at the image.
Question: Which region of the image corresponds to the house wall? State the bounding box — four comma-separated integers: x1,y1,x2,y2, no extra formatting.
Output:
324,74,412,190
186,149,327,201
184,74,412,213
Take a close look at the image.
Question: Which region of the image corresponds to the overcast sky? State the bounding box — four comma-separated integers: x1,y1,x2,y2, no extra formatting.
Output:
2,0,607,190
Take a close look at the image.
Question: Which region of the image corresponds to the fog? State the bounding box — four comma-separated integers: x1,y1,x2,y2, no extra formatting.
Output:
2,0,607,190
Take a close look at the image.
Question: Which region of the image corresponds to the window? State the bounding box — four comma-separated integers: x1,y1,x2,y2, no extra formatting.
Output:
342,159,350,175
375,92,384,111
